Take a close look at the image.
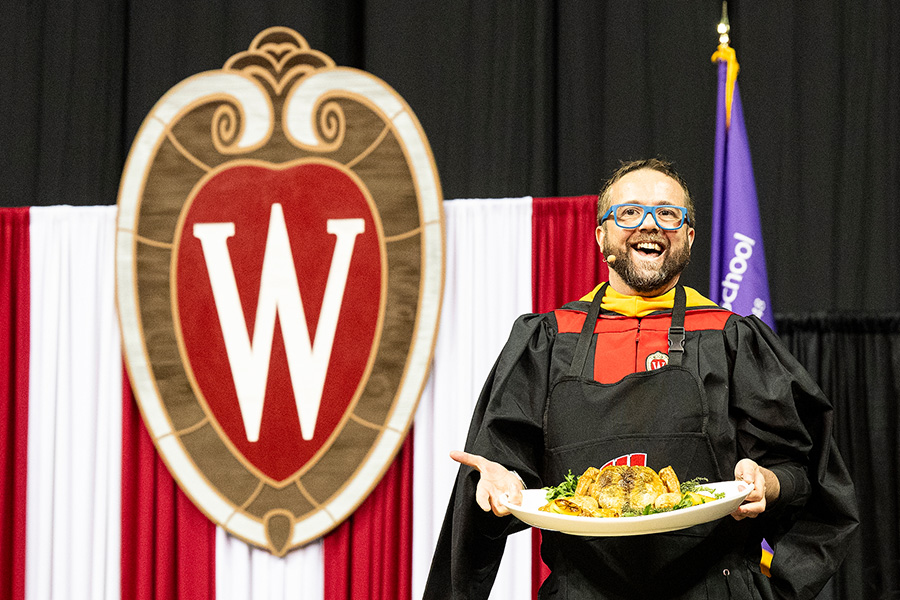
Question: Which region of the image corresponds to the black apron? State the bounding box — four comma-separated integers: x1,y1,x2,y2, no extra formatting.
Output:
538,284,765,600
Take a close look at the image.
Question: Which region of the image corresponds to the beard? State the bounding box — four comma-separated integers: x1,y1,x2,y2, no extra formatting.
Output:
603,234,692,294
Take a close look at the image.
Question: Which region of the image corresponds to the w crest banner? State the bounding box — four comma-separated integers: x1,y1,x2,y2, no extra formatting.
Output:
115,27,444,555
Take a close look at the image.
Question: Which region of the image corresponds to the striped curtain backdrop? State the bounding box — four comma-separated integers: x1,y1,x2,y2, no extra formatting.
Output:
1,197,603,600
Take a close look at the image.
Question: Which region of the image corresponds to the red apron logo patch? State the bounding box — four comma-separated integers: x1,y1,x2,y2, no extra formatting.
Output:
116,27,444,555
646,350,669,371
602,453,648,469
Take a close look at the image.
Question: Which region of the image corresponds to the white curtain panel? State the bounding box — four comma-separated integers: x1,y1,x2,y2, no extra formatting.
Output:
215,529,324,600
412,197,534,600
26,206,123,600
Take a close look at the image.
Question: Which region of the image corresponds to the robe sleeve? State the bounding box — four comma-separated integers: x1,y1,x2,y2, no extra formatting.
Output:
423,313,554,600
727,316,860,600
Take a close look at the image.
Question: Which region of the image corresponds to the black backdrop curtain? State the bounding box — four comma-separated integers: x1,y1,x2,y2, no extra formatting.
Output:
776,314,900,599
2,1,899,596
2,0,899,313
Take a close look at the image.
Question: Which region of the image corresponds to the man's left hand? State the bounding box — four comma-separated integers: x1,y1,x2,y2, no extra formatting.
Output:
731,458,780,520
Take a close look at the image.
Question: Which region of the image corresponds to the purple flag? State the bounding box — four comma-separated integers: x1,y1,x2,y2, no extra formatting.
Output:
710,57,776,330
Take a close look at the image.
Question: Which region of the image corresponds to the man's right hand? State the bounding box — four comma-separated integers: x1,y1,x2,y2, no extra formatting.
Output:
450,450,524,517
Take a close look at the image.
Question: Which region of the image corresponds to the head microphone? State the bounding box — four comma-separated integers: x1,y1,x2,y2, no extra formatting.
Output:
606,255,617,264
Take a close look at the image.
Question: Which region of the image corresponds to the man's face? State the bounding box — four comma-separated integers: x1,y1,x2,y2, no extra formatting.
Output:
595,169,695,296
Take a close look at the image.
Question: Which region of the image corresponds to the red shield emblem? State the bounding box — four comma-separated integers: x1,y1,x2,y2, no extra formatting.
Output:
646,351,669,371
116,28,443,555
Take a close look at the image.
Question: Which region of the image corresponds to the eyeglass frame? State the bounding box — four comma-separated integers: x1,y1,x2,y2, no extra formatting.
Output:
599,203,691,231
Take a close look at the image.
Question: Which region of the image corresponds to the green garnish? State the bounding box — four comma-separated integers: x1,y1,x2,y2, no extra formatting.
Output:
542,469,578,500
680,476,709,493
680,477,724,499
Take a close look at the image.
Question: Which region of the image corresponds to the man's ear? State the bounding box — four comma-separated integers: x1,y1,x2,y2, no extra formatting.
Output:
687,226,695,248
595,224,604,248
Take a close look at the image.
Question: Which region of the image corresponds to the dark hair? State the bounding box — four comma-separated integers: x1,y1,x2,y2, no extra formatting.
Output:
596,158,695,227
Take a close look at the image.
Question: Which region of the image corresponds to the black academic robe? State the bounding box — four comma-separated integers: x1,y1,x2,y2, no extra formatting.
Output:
424,298,858,600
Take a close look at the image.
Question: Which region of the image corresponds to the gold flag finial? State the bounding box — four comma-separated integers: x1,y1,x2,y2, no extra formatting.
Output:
711,1,739,127
717,1,731,47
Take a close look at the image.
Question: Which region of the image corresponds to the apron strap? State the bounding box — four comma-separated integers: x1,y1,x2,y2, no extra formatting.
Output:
568,283,607,378
568,282,688,377
667,285,687,367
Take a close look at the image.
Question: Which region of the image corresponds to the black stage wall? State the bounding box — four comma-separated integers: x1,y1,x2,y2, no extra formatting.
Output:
2,2,898,597
2,1,899,313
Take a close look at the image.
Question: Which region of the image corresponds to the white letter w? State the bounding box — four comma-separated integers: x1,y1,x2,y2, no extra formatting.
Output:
192,203,364,442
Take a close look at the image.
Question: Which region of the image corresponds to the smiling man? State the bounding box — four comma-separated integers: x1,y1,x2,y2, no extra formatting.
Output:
424,158,858,600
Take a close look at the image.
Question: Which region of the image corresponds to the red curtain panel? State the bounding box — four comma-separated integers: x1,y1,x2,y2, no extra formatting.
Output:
530,196,607,597
121,374,217,600
324,431,414,600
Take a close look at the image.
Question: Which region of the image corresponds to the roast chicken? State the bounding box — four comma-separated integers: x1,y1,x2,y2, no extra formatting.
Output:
540,464,683,517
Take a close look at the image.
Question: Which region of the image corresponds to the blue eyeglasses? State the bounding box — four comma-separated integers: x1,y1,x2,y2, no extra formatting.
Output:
600,204,690,230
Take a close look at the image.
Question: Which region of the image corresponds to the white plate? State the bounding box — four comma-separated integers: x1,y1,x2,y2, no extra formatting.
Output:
501,481,753,537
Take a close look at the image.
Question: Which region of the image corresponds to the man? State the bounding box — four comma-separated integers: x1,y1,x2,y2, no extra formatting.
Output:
424,159,858,599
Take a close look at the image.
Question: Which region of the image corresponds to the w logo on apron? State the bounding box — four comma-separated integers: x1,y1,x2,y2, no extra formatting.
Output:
602,453,648,469
645,351,669,371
